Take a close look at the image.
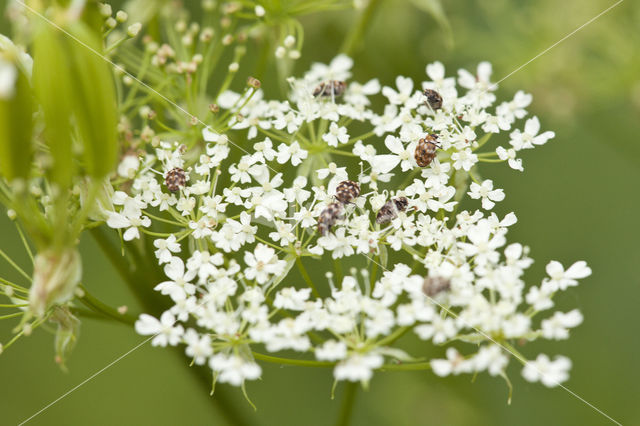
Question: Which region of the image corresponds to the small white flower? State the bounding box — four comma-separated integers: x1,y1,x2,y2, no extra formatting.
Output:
244,243,287,284
473,345,508,376
153,235,181,264
468,179,505,210
135,312,184,347
117,154,140,178
522,354,571,387
542,260,591,292
431,347,473,376
541,310,583,340
183,329,213,365
154,257,197,299
509,116,555,150
334,353,383,382
496,146,523,171
322,122,349,147
209,354,261,385
315,340,348,361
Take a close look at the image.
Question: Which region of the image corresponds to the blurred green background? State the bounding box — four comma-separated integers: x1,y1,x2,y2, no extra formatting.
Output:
1,0,639,425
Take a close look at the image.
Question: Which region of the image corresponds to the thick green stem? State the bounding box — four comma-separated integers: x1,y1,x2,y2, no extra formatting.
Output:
90,226,249,425
296,257,320,298
340,0,384,56
335,382,358,426
172,348,251,426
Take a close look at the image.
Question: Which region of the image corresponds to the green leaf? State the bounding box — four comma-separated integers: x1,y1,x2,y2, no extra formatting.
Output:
0,68,33,182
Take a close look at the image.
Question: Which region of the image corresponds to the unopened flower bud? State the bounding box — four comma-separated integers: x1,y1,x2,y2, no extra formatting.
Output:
127,22,142,37
6,209,16,220
289,50,301,60
29,248,82,318
247,76,261,89
100,3,112,17
284,35,295,48
202,0,216,11
275,46,286,58
105,17,117,29
228,62,239,72
255,5,265,17
200,27,214,42
115,10,128,23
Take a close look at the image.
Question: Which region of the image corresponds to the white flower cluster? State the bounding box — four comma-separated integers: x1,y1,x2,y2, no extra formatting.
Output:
107,55,589,392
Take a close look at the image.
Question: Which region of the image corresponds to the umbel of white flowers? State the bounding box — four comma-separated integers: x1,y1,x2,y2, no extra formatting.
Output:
104,55,589,393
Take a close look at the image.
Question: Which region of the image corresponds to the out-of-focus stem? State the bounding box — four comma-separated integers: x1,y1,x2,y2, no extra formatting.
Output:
340,0,383,56
335,381,358,426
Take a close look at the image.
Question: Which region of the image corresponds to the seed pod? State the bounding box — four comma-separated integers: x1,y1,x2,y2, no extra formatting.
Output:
335,180,360,204
0,62,33,182
165,167,187,192
317,202,344,236
414,134,439,167
376,197,409,224
423,89,443,110
313,80,346,98
29,248,82,318
422,276,451,298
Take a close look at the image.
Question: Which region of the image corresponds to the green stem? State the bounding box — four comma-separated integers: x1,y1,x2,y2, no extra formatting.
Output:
172,348,251,426
90,227,248,425
378,362,432,371
335,382,358,426
376,326,410,346
340,0,383,56
296,257,320,298
253,351,335,368
79,285,136,326
0,248,31,281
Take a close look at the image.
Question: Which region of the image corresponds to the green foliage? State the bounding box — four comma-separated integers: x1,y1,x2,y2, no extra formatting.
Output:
0,69,33,182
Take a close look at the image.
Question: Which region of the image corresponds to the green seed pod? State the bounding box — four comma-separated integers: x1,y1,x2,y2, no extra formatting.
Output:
32,28,75,189
29,248,82,318
0,62,33,183
66,22,118,179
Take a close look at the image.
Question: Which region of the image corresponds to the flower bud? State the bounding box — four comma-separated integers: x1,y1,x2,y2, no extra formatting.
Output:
247,76,261,89
116,10,128,23
100,3,112,17
29,248,82,317
127,23,142,37
284,35,295,48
